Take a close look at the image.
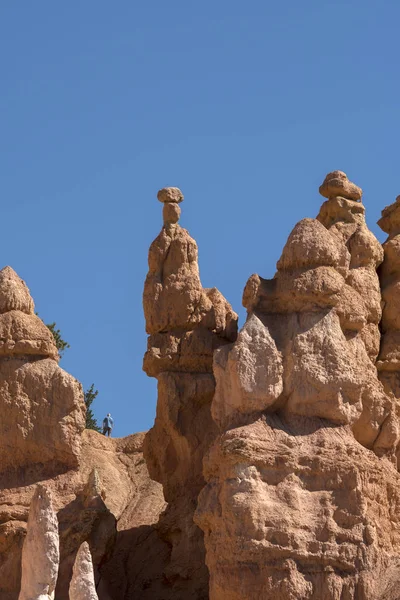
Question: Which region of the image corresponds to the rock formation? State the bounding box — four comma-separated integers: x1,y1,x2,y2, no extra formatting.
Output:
69,542,98,600
377,197,400,394
0,260,165,600
0,428,165,600
6,171,400,600
142,187,238,598
0,266,85,472
195,172,400,599
18,485,59,600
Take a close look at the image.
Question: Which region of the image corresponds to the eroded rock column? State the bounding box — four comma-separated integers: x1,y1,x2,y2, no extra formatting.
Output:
143,188,238,598
195,172,400,600
69,542,98,600
19,485,59,600
317,171,383,363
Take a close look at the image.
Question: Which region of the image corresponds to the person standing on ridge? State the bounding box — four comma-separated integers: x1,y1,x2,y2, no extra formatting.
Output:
102,413,114,437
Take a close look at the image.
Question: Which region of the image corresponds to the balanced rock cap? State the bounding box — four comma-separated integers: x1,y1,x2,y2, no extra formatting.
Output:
319,171,362,202
157,187,184,204
378,196,400,235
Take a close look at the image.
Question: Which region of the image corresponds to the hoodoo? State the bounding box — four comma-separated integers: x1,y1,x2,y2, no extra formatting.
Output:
194,172,400,600
4,173,400,599
143,187,238,598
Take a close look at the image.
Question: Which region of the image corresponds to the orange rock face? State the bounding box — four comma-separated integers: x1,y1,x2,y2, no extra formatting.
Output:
196,416,400,600
6,173,400,600
0,266,85,472
195,173,400,600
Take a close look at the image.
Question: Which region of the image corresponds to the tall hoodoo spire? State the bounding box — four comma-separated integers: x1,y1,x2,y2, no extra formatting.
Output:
317,171,384,363
142,186,238,598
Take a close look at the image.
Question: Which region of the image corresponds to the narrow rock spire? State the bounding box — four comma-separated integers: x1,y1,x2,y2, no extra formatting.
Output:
158,186,183,226
19,485,59,600
142,186,238,597
317,171,383,363
69,542,98,600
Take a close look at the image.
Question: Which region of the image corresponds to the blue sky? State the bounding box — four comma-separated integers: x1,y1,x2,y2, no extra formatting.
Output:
1,1,399,436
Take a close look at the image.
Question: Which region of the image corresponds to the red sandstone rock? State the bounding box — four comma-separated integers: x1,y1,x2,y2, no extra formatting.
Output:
142,189,238,598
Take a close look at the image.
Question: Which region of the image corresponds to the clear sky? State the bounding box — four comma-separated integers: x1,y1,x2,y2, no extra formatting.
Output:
1,1,399,436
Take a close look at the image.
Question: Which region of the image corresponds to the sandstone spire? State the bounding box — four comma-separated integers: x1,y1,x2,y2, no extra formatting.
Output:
236,173,389,445
196,172,400,599
69,542,98,600
317,171,383,363
142,187,238,597
0,266,85,472
19,485,59,600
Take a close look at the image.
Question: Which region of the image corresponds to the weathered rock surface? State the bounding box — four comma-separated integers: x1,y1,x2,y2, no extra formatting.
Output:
6,172,400,600
0,266,85,472
0,264,168,600
377,197,400,387
69,542,98,600
196,172,400,600
0,430,166,600
142,188,238,598
319,170,363,202
18,485,59,600
196,415,400,600
376,195,400,470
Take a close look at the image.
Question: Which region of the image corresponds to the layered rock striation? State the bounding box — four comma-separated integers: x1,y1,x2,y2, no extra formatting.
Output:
143,188,238,598
195,172,400,599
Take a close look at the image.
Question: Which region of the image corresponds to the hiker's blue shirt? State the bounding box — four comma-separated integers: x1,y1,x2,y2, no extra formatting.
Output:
103,416,114,428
